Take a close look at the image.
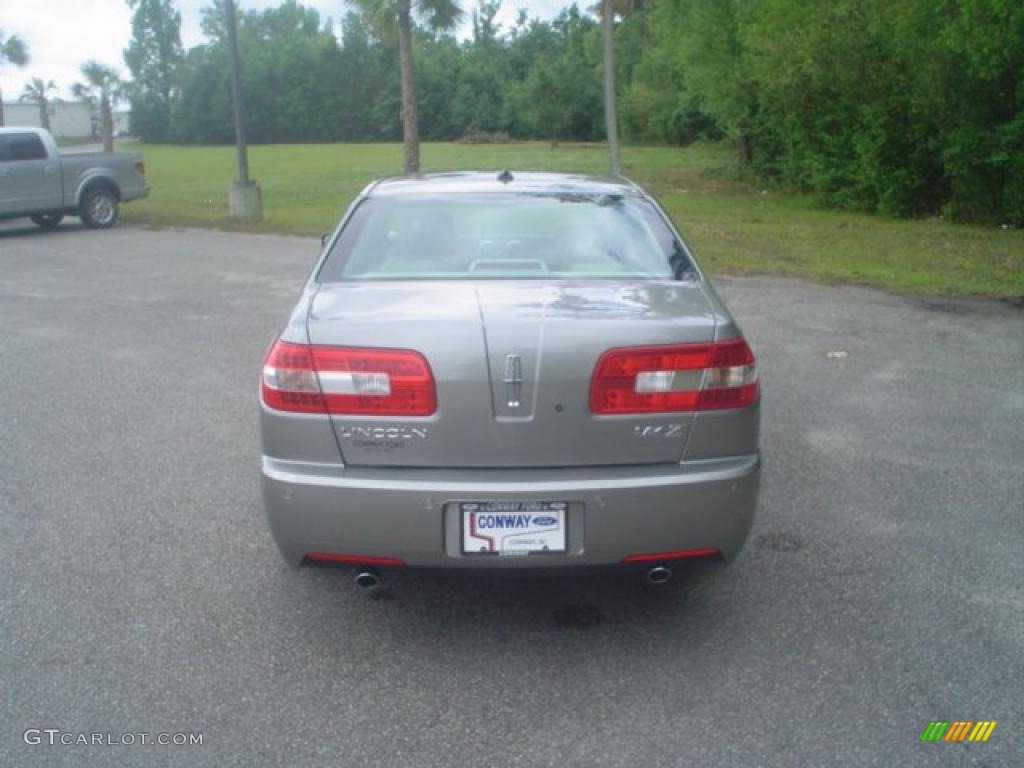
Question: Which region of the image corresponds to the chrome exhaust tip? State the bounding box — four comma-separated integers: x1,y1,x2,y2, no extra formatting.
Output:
354,569,382,589
646,566,672,585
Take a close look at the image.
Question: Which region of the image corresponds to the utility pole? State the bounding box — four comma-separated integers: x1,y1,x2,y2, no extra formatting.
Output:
225,0,262,220
602,0,622,176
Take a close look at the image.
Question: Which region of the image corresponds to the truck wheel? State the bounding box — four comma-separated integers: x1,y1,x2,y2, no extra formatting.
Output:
30,213,65,230
80,187,120,229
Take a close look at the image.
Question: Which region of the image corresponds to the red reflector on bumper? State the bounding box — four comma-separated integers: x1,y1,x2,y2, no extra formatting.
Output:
305,553,407,566
621,548,720,564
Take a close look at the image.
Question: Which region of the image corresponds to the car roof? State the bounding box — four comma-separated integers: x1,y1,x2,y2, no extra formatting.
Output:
0,127,46,136
365,171,646,199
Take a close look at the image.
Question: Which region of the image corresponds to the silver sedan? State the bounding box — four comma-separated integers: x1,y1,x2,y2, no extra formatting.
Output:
261,172,760,586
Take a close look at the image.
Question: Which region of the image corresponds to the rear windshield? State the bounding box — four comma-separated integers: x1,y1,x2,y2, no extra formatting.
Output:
318,192,693,281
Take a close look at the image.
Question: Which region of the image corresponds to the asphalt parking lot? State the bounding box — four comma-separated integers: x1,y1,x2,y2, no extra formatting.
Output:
2,220,1022,767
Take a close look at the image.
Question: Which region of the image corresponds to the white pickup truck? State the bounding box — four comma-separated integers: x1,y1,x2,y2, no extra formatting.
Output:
0,127,149,229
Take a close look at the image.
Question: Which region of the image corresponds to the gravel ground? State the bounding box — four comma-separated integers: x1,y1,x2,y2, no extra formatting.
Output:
2,220,1021,767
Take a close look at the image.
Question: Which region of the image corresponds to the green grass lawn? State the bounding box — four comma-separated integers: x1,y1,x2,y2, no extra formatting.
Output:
55,136,98,147
122,141,1024,299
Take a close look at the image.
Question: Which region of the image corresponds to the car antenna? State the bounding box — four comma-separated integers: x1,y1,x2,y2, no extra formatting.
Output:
497,169,514,184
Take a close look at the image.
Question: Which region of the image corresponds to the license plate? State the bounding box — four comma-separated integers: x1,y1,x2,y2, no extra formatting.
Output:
461,501,568,556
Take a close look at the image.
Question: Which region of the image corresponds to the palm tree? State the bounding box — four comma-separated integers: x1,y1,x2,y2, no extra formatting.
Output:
0,30,30,127
72,61,122,153
601,0,621,175
21,77,58,132
348,0,463,173
597,0,644,176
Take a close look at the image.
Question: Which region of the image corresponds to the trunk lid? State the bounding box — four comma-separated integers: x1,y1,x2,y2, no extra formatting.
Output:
307,280,716,468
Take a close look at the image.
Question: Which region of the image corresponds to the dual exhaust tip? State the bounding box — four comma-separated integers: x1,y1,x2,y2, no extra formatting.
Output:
354,565,673,589
645,565,672,585
354,569,382,589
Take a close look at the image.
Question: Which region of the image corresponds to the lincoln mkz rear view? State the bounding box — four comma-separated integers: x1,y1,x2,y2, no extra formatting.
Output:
260,172,760,584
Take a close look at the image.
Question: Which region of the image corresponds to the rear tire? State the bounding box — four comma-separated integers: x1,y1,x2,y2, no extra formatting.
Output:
79,187,119,229
30,213,64,230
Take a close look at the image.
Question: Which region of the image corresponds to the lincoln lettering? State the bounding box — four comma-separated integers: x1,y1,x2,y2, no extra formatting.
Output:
340,426,429,440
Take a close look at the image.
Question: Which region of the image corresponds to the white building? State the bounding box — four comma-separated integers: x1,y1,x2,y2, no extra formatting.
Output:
113,110,132,135
1,100,95,139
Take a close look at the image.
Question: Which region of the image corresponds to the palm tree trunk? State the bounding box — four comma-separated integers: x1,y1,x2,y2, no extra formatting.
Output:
397,0,420,174
101,97,114,153
0,85,5,127
737,133,752,168
39,100,51,132
602,0,622,176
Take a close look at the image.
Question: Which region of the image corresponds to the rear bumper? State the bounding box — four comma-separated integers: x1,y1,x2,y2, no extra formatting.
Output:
123,185,150,202
262,455,760,568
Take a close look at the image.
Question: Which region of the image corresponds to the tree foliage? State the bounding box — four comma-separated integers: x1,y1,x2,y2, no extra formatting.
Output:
627,0,1023,224
20,78,58,131
346,0,464,172
163,0,1022,224
173,1,606,146
73,61,123,153
0,29,30,127
124,0,185,141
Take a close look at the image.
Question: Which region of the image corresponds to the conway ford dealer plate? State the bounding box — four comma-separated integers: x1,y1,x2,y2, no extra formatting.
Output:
461,501,568,556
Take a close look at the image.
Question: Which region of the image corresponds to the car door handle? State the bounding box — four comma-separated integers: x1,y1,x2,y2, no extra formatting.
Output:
44,165,58,175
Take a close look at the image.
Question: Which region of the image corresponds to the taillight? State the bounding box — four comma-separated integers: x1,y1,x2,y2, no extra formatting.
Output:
261,340,323,413
261,339,436,416
135,161,145,176
590,338,758,414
